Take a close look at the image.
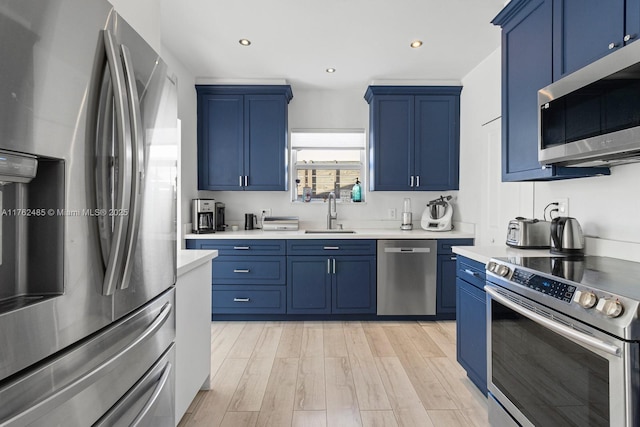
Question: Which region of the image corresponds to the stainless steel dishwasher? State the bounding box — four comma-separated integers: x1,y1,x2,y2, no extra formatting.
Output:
377,240,437,315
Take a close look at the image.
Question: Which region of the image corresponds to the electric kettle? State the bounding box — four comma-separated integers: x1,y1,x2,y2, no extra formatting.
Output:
550,217,585,255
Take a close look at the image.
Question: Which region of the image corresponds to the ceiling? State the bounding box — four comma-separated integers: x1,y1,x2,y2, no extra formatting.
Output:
160,0,506,90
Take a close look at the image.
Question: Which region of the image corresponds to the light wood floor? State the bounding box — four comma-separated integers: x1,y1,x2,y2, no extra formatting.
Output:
178,320,488,427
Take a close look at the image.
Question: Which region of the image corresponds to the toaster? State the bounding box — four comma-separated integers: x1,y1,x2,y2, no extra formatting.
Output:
506,217,550,249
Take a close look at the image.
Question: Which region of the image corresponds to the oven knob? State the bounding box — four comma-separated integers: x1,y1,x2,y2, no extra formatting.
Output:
595,298,624,318
574,290,598,309
495,264,511,277
486,261,497,273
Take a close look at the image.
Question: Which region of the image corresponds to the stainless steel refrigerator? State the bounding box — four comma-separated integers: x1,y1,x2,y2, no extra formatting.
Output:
0,0,178,425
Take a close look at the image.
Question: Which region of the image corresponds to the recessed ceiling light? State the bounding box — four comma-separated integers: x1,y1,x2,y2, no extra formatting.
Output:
239,39,251,46
326,68,336,73
410,40,423,48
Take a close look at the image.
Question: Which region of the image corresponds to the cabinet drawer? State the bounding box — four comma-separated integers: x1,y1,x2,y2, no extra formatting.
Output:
187,239,285,256
437,239,473,255
212,286,285,314
456,256,486,291
212,256,285,285
287,239,376,255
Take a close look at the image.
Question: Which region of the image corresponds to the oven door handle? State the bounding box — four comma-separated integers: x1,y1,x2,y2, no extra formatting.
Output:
485,286,622,357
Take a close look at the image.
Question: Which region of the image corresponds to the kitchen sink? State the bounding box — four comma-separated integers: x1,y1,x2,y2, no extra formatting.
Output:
304,229,356,234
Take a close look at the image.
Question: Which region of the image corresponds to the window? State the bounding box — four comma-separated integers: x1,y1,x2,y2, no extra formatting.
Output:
290,130,366,202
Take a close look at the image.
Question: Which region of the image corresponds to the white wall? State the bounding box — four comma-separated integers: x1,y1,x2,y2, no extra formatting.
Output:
108,0,161,53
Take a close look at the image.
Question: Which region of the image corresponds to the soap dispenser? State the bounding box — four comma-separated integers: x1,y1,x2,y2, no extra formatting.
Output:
351,178,362,202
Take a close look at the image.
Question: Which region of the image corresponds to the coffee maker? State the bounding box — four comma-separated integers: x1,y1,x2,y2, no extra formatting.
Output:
192,199,215,234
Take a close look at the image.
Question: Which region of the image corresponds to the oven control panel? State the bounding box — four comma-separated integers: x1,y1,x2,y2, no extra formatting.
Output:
511,269,576,303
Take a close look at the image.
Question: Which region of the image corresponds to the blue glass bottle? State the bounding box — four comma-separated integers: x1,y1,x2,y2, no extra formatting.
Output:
351,178,362,202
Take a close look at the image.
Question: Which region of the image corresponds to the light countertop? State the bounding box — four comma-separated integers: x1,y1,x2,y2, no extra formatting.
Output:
452,245,554,265
185,228,474,240
177,249,218,277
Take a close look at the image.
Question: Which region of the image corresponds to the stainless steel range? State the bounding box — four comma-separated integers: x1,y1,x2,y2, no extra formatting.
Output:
485,256,640,427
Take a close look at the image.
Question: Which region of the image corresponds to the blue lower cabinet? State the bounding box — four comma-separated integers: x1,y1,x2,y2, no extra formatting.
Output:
287,256,332,314
212,286,286,314
436,254,458,314
211,256,286,285
287,255,376,314
455,256,487,394
332,256,376,314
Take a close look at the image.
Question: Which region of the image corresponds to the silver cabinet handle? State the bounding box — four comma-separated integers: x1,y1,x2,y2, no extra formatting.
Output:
486,286,621,357
450,256,457,261
233,298,250,302
609,42,620,50
333,258,336,274
101,29,133,297
244,175,248,187
119,43,145,291
384,247,431,253
624,34,636,42
327,259,331,274
239,175,243,187
463,268,479,277
233,246,250,250
416,175,420,187
233,269,250,273
130,362,172,427
410,175,414,187
323,246,340,250
5,302,172,426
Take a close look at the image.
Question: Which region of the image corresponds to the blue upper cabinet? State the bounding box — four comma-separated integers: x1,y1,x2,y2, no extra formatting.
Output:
492,0,610,182
364,86,461,191
196,85,293,191
553,0,630,80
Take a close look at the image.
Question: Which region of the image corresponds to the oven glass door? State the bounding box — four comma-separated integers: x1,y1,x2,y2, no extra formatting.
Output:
490,296,615,426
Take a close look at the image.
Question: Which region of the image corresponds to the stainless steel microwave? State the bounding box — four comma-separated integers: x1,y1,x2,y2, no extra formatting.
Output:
539,40,640,167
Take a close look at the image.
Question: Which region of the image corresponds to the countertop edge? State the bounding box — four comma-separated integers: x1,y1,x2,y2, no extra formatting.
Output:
185,229,475,240
452,245,555,265
177,249,218,277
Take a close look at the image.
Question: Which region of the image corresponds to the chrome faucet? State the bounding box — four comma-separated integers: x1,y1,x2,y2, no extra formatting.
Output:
327,191,337,229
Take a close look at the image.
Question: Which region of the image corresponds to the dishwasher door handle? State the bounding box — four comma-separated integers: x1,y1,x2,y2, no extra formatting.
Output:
384,247,431,253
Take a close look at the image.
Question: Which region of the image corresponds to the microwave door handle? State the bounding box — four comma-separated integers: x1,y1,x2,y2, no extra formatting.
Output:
101,30,133,296
118,44,145,290
485,286,621,357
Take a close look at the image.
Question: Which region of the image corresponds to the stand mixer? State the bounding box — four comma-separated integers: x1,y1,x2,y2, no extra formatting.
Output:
421,195,453,231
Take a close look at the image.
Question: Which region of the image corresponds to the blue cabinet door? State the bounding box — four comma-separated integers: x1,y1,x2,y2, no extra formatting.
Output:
332,256,376,314
197,94,244,190
456,277,487,394
415,96,459,190
626,0,640,47
369,95,414,191
244,95,288,190
502,0,553,181
436,254,458,315
287,256,332,314
553,0,625,80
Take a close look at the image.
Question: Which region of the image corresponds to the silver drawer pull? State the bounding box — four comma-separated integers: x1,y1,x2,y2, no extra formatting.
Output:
463,268,479,277
323,246,340,250
450,256,457,261
233,269,250,273
233,298,250,302
233,246,250,250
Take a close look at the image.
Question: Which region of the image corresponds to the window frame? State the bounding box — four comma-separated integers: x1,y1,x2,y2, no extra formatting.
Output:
290,129,366,203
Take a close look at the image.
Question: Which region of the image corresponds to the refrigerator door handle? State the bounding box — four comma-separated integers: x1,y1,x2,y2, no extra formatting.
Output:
101,29,133,296
119,44,145,291
130,362,172,427
2,302,172,426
